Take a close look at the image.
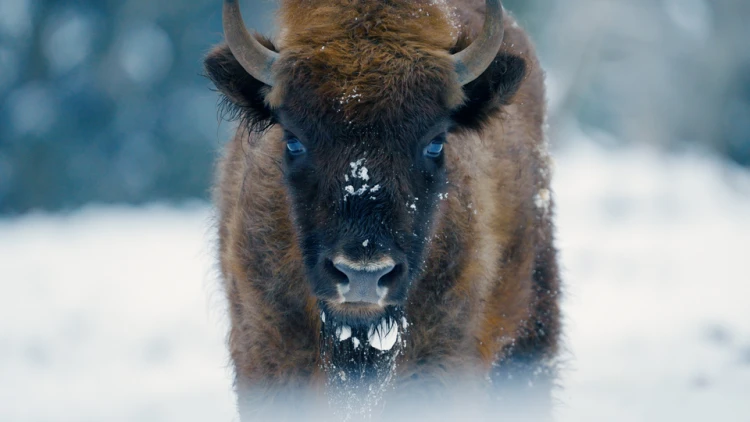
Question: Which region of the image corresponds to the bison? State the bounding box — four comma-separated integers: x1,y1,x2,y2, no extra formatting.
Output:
205,0,561,419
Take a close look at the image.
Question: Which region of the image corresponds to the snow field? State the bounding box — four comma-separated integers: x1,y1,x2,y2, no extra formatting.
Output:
1,142,749,421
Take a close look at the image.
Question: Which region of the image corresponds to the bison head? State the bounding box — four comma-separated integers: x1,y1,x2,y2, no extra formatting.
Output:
205,0,525,331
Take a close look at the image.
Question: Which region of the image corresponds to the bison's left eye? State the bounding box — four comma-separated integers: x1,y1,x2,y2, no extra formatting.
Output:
424,135,445,158
286,138,307,156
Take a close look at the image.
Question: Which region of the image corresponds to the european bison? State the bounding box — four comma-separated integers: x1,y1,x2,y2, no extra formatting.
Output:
205,0,560,418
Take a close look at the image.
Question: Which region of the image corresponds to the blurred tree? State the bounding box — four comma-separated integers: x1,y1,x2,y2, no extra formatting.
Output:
0,0,274,214
504,0,543,33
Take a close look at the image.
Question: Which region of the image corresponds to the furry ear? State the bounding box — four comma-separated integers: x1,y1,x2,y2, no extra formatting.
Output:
204,40,275,131
451,53,527,130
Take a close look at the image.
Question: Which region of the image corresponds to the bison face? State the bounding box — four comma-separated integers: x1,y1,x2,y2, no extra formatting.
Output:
275,104,451,327
205,0,527,330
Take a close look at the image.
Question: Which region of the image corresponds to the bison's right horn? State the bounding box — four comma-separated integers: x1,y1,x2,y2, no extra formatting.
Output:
223,0,278,86
451,0,505,85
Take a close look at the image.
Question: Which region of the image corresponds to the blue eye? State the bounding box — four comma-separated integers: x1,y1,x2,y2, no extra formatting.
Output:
424,138,444,158
286,138,306,155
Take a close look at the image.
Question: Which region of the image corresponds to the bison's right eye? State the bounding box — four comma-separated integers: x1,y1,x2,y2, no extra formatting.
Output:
286,138,307,156
424,135,445,159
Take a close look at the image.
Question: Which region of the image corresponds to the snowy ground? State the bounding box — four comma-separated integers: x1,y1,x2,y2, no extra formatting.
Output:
1,142,749,421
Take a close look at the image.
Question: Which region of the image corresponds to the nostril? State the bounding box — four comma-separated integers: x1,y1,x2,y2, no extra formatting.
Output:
377,263,404,288
324,259,348,284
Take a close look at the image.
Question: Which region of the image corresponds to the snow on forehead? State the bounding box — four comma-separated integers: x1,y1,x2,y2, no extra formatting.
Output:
343,159,378,201
350,159,369,181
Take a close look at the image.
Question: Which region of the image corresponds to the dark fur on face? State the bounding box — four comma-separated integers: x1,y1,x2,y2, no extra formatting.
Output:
206,0,559,418
278,105,449,324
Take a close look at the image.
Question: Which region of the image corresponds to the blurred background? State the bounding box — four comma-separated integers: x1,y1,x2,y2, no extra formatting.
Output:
1,0,749,214
1,0,749,421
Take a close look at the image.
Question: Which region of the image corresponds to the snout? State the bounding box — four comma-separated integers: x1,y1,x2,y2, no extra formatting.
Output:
322,253,407,308
333,256,395,305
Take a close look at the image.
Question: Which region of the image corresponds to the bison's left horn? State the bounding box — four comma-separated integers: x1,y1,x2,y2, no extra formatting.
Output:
452,0,505,85
223,0,278,86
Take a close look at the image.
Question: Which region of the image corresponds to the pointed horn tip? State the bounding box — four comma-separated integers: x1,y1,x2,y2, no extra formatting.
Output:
452,0,505,85
222,0,277,86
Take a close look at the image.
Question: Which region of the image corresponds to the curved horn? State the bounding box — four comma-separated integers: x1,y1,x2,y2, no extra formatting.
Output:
223,0,278,86
452,0,505,85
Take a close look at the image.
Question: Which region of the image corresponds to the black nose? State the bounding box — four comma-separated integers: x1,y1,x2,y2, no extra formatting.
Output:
333,259,396,304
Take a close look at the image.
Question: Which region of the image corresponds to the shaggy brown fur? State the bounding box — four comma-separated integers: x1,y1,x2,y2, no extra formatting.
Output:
206,0,560,418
